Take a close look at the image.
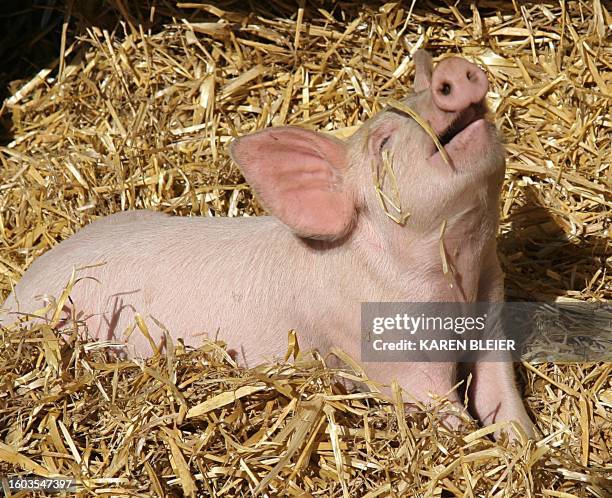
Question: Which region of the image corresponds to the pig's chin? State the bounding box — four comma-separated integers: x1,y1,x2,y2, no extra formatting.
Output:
427,119,498,171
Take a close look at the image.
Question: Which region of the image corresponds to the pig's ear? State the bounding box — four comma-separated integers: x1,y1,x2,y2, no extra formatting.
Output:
230,126,356,239
413,49,433,92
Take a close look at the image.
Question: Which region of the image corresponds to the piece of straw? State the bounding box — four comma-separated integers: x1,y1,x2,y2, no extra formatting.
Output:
386,98,453,168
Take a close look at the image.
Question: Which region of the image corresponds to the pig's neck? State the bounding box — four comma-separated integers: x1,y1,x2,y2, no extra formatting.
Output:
350,204,499,302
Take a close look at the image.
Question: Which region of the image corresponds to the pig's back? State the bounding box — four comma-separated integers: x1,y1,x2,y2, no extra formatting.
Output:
5,210,180,309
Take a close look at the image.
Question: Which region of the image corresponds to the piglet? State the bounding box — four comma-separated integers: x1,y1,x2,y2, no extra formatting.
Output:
2,50,535,438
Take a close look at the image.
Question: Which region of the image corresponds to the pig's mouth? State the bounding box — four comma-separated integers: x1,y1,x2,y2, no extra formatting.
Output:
437,108,484,148
427,106,491,168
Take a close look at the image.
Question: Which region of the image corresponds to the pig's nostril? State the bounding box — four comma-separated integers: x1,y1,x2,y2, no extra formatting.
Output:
466,70,473,81
440,82,452,96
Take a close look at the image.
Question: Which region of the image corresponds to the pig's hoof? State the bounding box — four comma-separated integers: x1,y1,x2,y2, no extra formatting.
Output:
493,419,537,443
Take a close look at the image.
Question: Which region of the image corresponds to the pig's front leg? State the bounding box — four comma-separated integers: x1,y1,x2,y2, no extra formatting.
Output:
467,254,536,439
357,359,473,432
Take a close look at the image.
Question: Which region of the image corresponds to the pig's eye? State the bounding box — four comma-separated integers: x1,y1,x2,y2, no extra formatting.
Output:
379,136,390,151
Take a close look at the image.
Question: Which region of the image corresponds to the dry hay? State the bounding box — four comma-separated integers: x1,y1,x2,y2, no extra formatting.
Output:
0,0,610,496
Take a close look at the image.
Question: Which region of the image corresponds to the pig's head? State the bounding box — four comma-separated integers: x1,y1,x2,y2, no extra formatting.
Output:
230,50,505,241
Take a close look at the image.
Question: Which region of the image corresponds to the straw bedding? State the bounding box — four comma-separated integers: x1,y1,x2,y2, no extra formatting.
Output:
0,1,610,496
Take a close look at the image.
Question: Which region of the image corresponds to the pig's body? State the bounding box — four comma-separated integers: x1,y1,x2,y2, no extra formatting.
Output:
4,204,507,410
5,206,492,366
8,212,354,363
2,51,536,438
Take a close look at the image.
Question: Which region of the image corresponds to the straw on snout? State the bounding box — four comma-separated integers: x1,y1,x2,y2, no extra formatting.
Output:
386,98,453,168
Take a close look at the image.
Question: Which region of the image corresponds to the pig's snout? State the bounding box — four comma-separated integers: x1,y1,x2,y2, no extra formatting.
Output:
431,58,488,112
